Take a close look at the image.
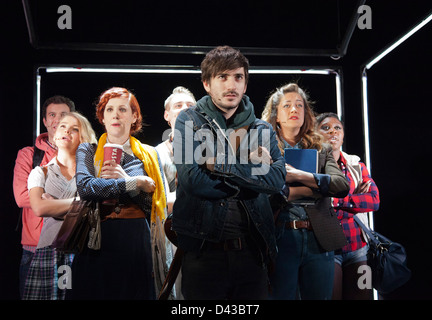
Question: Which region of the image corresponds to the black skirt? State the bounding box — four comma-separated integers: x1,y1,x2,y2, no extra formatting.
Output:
66,218,155,300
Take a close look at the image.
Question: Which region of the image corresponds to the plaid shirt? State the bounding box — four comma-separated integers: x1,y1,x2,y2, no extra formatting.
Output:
333,152,380,253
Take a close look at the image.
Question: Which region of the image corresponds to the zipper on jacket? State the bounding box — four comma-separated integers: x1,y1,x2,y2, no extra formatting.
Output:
239,199,266,269
194,111,235,172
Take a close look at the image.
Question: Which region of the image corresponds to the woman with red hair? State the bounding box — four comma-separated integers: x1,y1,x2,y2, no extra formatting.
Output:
67,87,170,300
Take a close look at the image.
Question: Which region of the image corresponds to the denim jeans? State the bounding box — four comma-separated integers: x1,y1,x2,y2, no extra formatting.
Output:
269,228,334,300
19,249,34,299
334,244,369,267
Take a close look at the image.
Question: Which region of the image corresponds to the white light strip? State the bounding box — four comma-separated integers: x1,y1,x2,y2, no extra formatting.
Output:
45,67,331,75
360,11,432,231
362,71,378,301
36,74,41,137
334,73,343,151
361,74,373,226
360,12,432,228
251,69,330,75
361,74,371,174
45,67,201,74
335,73,343,120
366,12,432,70
357,13,431,301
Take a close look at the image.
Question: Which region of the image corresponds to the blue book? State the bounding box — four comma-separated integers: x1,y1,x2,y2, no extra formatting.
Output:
284,148,318,173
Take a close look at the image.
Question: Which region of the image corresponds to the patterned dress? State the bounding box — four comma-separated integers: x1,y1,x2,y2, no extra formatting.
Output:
66,141,155,300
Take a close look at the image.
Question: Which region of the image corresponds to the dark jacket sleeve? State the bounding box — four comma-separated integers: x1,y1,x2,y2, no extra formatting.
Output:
318,145,349,198
173,109,239,200
221,121,286,195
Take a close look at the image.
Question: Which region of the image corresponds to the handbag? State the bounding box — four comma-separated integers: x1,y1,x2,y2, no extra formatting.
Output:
306,204,347,252
354,215,411,294
51,198,100,253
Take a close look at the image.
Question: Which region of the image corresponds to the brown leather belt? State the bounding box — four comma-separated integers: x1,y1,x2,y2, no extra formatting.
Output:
285,220,313,230
100,202,146,221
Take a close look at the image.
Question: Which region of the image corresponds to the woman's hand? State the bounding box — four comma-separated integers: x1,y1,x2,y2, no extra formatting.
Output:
355,180,372,194
101,160,129,179
285,163,318,188
136,176,156,193
285,163,303,183
100,160,155,194
41,193,55,200
29,188,75,218
249,146,273,165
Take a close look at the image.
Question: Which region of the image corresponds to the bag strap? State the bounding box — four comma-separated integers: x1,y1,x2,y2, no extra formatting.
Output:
16,146,45,232
32,145,45,168
353,215,379,246
158,248,183,300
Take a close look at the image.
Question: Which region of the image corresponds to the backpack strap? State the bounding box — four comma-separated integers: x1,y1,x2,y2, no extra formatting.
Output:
15,146,46,232
32,145,45,168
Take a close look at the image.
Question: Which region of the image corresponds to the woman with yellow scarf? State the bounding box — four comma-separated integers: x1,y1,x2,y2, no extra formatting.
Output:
67,87,171,300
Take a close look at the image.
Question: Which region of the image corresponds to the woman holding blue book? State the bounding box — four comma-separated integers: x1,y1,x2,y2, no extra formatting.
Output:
262,83,349,300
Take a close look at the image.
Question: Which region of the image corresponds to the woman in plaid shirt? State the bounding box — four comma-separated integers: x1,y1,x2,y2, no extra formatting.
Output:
316,112,380,300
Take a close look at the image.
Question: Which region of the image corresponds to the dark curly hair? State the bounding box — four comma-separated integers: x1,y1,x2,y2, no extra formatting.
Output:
200,45,249,84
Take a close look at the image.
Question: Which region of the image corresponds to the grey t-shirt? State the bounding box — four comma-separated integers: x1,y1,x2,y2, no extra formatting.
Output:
27,157,77,249
221,199,249,240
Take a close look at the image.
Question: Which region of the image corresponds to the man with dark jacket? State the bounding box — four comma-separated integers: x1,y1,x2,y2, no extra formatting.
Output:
172,46,286,299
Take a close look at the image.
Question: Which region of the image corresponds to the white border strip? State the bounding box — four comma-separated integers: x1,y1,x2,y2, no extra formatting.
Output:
335,73,343,126
365,12,432,70
45,67,331,75
38,67,339,136
36,74,41,136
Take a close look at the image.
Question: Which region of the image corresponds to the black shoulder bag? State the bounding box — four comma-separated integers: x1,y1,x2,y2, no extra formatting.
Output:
354,215,411,294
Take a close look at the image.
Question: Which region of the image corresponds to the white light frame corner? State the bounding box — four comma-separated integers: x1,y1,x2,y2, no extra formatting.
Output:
361,11,432,300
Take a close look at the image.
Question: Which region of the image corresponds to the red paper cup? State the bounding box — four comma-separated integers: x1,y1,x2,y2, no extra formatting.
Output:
103,143,123,164
102,143,123,206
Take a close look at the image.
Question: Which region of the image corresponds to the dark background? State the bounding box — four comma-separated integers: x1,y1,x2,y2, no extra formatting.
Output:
1,0,431,300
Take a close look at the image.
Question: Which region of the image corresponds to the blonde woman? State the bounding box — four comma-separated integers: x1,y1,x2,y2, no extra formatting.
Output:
262,83,349,300
23,112,97,300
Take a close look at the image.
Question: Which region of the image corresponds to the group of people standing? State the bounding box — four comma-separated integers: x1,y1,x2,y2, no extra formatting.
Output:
13,45,379,300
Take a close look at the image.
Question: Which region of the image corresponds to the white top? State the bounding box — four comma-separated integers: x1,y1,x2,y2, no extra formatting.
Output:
28,157,77,249
155,139,176,205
